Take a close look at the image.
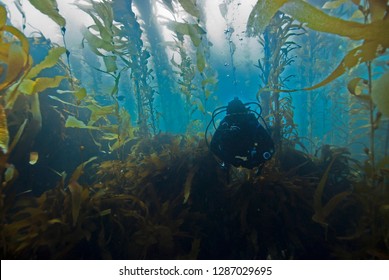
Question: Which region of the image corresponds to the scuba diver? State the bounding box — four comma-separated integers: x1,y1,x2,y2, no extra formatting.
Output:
205,97,274,170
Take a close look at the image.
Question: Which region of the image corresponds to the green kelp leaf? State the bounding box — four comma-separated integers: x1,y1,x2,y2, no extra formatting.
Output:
246,0,289,35
168,21,189,35
109,110,136,152
201,75,218,87
167,22,205,46
103,55,117,73
20,76,65,95
88,13,113,43
177,0,200,18
27,47,66,78
86,104,116,124
0,104,9,154
28,0,66,27
82,27,114,55
196,49,205,73
75,87,87,102
49,95,83,107
188,24,202,47
204,89,212,100
372,70,389,117
93,0,114,29
65,116,100,130
54,88,87,104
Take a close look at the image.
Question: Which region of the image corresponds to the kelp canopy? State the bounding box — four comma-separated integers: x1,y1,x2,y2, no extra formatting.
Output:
0,0,388,259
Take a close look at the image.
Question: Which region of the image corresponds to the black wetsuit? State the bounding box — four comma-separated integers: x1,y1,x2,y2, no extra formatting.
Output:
210,112,274,169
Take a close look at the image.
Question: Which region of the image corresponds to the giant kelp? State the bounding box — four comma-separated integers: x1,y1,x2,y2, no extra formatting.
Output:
0,4,67,177
1,0,388,260
247,0,389,95
2,132,387,259
247,0,389,258
165,0,218,132
253,11,304,158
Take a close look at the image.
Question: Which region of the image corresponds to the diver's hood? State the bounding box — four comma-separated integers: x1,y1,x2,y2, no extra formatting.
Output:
227,97,247,115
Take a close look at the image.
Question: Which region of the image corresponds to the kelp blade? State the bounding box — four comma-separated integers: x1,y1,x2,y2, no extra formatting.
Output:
247,0,389,92
28,0,66,27
27,47,66,78
0,104,9,153
246,0,289,36
372,70,389,117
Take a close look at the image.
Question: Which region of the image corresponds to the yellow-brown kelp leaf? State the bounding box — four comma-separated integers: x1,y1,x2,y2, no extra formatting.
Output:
109,109,136,152
27,47,66,78
303,41,382,91
372,70,389,116
347,77,371,102
28,0,66,27
29,152,39,165
246,0,289,35
68,181,82,227
19,76,65,95
65,116,100,130
313,156,350,226
7,119,27,154
247,0,389,91
4,164,15,182
74,87,87,102
280,0,389,44
86,103,116,124
369,0,387,22
0,104,9,153
183,165,199,204
0,4,6,28
347,77,367,96
0,7,31,92
69,156,97,183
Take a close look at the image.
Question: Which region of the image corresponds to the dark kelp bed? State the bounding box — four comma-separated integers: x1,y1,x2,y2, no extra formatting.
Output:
1,0,389,259
1,130,388,259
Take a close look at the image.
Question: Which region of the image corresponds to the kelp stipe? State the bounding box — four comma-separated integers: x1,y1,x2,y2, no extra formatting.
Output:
165,0,218,134
250,11,304,159
75,0,156,138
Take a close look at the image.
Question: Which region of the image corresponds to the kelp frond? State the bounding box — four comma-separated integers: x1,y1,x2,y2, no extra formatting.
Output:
247,0,389,93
